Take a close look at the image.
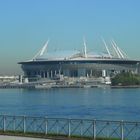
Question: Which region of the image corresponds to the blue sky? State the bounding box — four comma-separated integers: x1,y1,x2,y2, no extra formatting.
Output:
0,0,140,74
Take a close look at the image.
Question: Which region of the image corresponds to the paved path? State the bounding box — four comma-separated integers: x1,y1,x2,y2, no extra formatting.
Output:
0,135,51,140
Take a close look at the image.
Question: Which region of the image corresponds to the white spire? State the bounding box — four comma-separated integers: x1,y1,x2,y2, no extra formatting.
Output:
116,46,124,58
111,40,121,58
112,39,128,59
111,40,123,58
101,37,111,58
32,39,49,60
40,40,49,56
83,37,87,58
119,47,128,58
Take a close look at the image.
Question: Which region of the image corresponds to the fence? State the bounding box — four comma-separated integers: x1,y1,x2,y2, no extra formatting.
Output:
0,115,140,139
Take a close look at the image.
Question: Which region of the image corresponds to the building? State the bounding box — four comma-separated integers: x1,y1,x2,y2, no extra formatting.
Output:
19,39,140,82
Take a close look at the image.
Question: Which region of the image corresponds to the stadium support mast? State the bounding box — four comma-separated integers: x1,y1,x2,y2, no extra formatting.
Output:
83,37,87,58
32,39,49,60
101,37,111,58
111,40,121,58
112,40,124,59
40,40,49,56
119,47,128,59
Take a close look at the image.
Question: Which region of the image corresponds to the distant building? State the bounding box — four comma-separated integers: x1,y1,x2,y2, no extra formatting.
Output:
0,75,19,83
19,39,140,82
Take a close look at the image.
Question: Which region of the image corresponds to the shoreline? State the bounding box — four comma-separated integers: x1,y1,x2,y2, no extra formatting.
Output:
1,83,140,89
111,85,140,88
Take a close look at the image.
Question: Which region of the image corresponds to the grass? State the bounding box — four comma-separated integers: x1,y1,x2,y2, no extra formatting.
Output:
0,130,121,140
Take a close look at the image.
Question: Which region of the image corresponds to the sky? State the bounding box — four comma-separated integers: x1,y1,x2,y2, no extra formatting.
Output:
0,0,140,75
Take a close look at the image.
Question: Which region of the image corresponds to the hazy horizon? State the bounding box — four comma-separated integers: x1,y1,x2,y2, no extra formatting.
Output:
0,0,140,75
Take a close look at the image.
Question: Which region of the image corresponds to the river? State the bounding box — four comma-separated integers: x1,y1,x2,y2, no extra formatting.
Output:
0,88,140,121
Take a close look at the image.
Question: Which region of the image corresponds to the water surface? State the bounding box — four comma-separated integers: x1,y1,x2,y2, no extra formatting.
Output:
0,88,140,121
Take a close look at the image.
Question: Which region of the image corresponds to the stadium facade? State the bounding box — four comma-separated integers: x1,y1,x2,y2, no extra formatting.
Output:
19,39,140,82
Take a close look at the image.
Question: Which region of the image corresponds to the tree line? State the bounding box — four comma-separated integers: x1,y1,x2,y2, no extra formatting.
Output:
111,72,140,86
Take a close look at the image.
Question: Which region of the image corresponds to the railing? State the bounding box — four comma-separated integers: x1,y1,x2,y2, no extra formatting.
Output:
0,115,140,139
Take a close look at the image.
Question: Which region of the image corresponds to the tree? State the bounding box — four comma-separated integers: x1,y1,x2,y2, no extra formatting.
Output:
111,72,140,86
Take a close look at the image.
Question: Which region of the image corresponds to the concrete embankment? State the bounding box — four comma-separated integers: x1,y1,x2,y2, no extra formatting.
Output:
0,84,35,89
2,83,140,89
0,83,100,89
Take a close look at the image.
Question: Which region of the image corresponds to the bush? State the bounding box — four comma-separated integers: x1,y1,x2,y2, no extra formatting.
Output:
111,72,140,86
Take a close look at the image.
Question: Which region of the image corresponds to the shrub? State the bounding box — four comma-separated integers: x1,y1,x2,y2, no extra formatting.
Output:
111,72,140,86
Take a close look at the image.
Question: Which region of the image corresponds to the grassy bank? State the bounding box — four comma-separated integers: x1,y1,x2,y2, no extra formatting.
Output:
0,130,120,140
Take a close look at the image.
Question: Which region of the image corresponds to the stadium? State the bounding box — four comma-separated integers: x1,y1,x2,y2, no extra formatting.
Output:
19,39,140,82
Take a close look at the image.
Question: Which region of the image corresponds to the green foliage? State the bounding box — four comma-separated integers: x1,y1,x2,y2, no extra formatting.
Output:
111,72,140,86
